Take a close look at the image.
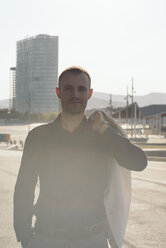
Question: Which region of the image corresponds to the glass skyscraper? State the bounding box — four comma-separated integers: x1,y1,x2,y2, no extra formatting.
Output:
15,34,59,113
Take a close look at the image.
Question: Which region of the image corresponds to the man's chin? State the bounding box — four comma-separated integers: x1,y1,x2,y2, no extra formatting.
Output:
62,103,87,115
65,106,86,115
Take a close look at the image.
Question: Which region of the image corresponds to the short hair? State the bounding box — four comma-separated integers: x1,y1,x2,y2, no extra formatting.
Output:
58,66,91,88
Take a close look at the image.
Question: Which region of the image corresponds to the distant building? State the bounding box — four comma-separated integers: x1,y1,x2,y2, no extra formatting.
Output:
15,34,59,113
112,103,166,135
140,104,166,133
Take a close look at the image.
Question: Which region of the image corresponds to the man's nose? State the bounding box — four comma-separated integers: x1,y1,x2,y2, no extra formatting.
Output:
72,89,79,97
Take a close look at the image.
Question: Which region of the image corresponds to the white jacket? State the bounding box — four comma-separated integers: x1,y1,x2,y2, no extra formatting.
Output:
104,158,131,248
98,111,131,248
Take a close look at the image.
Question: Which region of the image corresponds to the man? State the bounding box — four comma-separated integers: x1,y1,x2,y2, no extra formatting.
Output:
14,66,147,248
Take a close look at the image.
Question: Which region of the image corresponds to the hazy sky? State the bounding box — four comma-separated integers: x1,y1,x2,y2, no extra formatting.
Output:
0,0,166,100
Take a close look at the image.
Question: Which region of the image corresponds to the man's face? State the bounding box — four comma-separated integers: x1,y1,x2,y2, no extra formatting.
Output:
56,72,93,114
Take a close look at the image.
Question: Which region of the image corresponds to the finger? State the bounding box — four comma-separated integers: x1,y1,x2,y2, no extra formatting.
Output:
89,110,100,122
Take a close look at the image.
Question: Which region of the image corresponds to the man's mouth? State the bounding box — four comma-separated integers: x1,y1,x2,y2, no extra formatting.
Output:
69,100,81,104
70,101,81,103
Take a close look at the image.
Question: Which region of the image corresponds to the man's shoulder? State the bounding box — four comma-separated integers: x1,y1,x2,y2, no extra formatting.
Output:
27,120,57,142
31,121,54,133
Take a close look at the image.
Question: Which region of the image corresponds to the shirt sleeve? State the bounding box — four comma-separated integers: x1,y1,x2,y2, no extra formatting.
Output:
13,130,38,243
103,126,147,171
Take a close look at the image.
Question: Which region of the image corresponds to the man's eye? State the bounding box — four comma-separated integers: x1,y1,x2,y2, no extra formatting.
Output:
65,87,72,91
79,87,86,91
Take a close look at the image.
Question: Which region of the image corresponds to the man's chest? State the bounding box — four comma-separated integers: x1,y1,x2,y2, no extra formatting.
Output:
37,131,107,183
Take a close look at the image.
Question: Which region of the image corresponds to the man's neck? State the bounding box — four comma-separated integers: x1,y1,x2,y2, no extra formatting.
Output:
60,112,85,133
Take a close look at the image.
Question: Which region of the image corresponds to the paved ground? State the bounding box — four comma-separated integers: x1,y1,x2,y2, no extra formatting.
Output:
0,149,166,248
0,150,22,248
123,161,166,248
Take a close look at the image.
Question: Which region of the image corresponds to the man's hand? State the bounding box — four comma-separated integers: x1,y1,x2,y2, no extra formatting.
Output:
88,110,109,134
89,110,127,136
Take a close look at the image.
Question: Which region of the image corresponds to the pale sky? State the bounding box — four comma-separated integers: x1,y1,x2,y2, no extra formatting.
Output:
0,0,166,100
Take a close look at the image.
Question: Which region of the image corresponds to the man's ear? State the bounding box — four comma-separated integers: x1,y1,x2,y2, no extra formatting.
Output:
56,87,61,99
88,89,93,99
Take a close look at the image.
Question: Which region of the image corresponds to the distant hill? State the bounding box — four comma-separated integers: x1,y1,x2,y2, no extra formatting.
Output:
134,93,166,106
1,92,166,110
88,92,166,109
111,92,166,107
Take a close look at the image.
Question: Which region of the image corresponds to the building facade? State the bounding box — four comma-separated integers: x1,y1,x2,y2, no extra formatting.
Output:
15,34,59,113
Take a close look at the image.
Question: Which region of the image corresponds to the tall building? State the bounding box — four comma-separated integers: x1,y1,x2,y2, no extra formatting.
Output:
15,34,59,113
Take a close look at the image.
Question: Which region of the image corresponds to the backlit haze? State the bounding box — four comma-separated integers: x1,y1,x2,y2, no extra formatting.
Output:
0,0,166,100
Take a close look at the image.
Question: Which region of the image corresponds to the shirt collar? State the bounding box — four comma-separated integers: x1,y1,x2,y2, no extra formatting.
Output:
53,113,89,134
